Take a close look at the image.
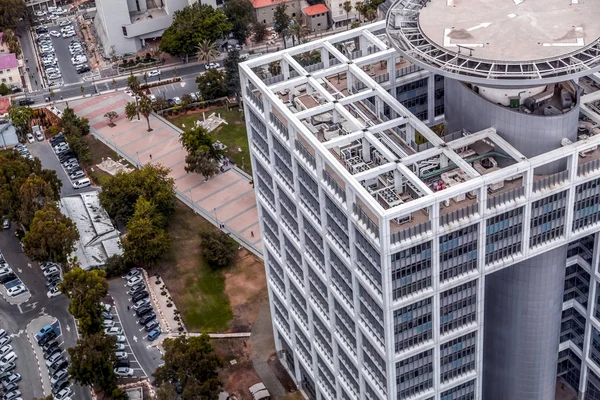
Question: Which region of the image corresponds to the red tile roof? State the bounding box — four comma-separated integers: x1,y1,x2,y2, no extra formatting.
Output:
303,3,328,15
0,97,10,115
251,0,289,9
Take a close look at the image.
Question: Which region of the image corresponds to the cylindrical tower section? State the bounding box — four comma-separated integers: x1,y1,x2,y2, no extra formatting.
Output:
443,78,581,162
483,246,567,400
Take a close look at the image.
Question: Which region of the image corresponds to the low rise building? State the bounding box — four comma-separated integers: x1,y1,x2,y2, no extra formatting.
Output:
60,192,122,270
302,4,328,32
252,0,301,25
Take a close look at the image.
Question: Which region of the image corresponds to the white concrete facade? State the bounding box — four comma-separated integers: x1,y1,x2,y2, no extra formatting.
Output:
240,21,600,400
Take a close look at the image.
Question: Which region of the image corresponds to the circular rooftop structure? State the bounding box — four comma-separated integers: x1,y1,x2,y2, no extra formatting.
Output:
386,0,600,86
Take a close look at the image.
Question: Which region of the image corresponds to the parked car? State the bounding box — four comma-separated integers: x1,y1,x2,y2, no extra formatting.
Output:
0,337,11,348
7,286,26,297
47,287,61,298
135,305,152,317
1,219,9,230
114,367,133,377
114,351,127,360
45,352,63,367
50,368,68,385
132,298,150,310
147,328,161,341
126,275,143,287
0,345,12,357
123,269,141,280
0,362,15,374
101,311,113,320
172,97,182,105
42,339,58,352
49,359,68,374
103,320,114,328
44,346,61,360
72,178,90,189
0,372,20,385
1,382,17,394
0,274,16,284
131,291,149,302
38,331,57,346
115,335,126,343
43,266,60,278
144,319,159,332
26,133,35,143
18,99,34,106
139,312,156,325
54,387,72,400
49,30,61,37
104,327,122,336
128,284,145,296
52,378,70,394
3,389,20,400
115,343,125,351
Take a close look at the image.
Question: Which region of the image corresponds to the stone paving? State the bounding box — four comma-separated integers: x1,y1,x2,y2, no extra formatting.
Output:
59,93,263,256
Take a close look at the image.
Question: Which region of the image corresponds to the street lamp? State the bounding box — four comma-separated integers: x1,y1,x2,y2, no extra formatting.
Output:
188,188,194,213
136,151,140,168
214,207,219,226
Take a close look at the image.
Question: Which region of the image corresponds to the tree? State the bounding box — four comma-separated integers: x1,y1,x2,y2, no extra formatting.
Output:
127,74,140,93
252,21,268,43
223,48,241,97
60,107,90,137
18,174,58,228
196,39,219,64
343,0,353,28
104,111,118,126
0,83,10,96
0,0,27,30
290,19,310,46
138,96,154,132
153,335,223,400
273,4,291,49
156,384,179,400
125,101,139,121
355,1,364,20
198,230,237,269
180,126,224,161
2,30,21,57
104,254,129,278
7,106,32,139
121,197,171,266
196,69,227,100
185,148,220,180
67,135,92,165
68,333,118,394
23,204,79,265
224,0,255,44
143,71,149,85
60,268,108,335
268,61,281,77
99,164,176,225
159,3,232,57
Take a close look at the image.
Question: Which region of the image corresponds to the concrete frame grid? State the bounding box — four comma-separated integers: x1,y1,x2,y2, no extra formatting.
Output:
239,20,600,400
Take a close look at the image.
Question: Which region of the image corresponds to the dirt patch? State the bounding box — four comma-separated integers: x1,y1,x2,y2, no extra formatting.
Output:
219,360,261,400
224,250,268,332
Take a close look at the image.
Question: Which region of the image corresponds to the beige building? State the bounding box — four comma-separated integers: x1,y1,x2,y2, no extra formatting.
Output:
252,0,301,25
327,0,358,28
302,4,328,32
0,54,22,89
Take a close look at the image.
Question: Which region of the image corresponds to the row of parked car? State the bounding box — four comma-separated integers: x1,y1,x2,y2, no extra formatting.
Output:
0,254,26,298
41,262,63,299
124,269,161,341
50,133,91,189
0,329,22,400
35,326,72,399
100,302,134,377
35,28,62,81
12,144,33,161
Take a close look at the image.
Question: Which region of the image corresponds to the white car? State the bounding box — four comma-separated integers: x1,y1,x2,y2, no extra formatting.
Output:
114,343,125,351
43,266,60,277
0,266,12,276
0,352,17,366
147,70,161,77
47,287,61,298
59,20,71,26
50,368,68,385
114,351,127,360
205,62,219,70
49,30,61,37
49,14,59,20
126,275,143,287
54,387,72,400
173,97,182,105
115,335,126,343
123,269,141,280
36,131,44,141
105,327,122,336
0,345,12,357
7,286,26,297
0,337,10,348
3,390,20,400
62,32,76,38
26,133,35,143
103,320,114,328
53,8,67,14
114,367,134,377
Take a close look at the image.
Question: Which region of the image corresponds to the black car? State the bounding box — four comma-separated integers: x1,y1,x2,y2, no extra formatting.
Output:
115,359,130,368
131,290,149,303
135,305,152,317
36,27,48,34
139,312,156,325
44,346,61,359
39,331,57,346
58,153,75,163
46,276,61,288
49,360,68,374
76,65,90,74
167,99,174,107
50,134,65,143
18,99,34,106
0,274,16,284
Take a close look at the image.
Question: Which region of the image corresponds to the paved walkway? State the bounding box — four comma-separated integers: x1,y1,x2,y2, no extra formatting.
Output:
58,93,263,257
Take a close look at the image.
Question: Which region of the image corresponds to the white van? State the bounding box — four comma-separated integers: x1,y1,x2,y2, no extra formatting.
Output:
72,178,91,189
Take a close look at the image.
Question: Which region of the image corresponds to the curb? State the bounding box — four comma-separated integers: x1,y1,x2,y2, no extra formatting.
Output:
25,322,47,396
142,270,174,335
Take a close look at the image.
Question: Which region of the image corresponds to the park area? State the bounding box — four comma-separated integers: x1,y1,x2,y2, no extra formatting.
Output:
167,107,253,175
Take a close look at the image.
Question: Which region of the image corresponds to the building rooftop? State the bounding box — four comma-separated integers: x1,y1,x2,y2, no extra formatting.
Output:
250,0,289,9
60,192,122,270
0,54,18,70
303,3,328,15
419,0,600,62
386,0,600,85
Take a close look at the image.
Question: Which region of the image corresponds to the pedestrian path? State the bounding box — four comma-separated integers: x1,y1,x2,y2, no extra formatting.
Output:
58,93,263,257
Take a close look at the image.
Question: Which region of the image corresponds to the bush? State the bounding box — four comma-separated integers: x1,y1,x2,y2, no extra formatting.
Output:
198,230,237,269
104,254,130,278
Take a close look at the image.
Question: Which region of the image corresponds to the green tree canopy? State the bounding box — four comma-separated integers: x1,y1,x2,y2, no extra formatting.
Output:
59,268,108,335
99,164,176,225
159,3,232,57
23,204,79,265
196,39,219,64
252,21,268,43
127,74,140,93
196,69,227,100
153,335,223,399
198,229,237,269
0,152,61,223
67,136,91,165
18,174,58,228
68,333,118,394
60,107,90,137
179,126,223,179
0,0,27,30
224,0,255,44
8,106,33,139
223,48,241,97
121,197,171,266
273,4,291,48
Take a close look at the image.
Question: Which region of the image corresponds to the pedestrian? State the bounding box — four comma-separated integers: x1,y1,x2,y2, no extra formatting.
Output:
127,305,130,310
60,96,63,100
35,80,37,85
25,58,28,63
149,154,152,160
251,230,254,237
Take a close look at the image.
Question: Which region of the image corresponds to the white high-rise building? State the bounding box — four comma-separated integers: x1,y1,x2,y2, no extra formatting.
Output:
239,0,600,397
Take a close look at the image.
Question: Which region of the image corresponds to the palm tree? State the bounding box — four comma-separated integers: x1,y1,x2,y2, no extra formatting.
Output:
142,72,148,85
138,97,153,132
268,61,281,77
125,102,138,121
196,39,219,64
342,1,353,29
290,19,310,46
127,74,140,93
355,1,364,21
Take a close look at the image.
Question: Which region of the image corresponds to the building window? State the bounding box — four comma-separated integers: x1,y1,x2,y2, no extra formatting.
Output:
122,26,128,36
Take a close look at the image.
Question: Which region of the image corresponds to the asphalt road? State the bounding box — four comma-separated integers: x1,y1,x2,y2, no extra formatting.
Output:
0,227,89,400
27,139,97,197
148,75,199,103
16,21,44,94
109,280,163,379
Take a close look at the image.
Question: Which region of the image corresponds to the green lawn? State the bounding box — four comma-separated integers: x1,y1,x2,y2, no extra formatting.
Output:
168,108,252,175
160,202,233,332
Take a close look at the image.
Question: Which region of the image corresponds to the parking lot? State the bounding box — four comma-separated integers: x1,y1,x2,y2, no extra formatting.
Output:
34,16,90,86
